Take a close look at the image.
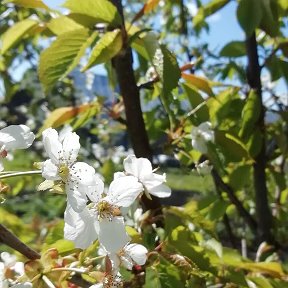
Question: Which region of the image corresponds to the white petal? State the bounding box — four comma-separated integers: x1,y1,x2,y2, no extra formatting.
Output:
192,137,207,154
42,128,63,164
42,159,60,180
62,131,80,165
85,174,104,203
64,204,98,249
109,252,121,271
106,176,143,207
148,183,171,198
124,155,153,180
70,162,96,186
66,182,87,213
89,284,103,288
141,172,165,191
120,254,133,270
113,171,126,179
125,243,148,266
98,217,130,253
0,125,34,150
0,161,3,172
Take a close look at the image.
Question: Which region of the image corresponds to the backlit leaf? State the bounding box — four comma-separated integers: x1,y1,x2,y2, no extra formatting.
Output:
82,29,122,71
39,29,98,92
220,41,246,58
63,0,121,25
47,16,84,35
182,73,214,96
3,0,49,9
1,19,38,54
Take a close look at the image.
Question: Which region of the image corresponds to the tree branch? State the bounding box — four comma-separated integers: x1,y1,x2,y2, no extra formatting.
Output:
0,224,40,260
211,169,258,233
245,33,274,243
110,0,161,212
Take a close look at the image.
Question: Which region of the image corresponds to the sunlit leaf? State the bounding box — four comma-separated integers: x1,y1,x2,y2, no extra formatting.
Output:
144,0,160,13
239,89,261,141
182,73,214,96
1,19,38,54
39,29,98,92
3,0,49,9
63,0,121,25
39,103,97,134
82,29,122,71
47,16,84,35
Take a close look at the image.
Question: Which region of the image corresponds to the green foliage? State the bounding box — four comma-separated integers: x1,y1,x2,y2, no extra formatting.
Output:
82,29,122,71
220,41,246,58
39,29,98,92
1,19,38,54
62,0,121,25
237,0,263,36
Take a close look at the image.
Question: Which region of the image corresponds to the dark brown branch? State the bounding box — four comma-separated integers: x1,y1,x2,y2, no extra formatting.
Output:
245,33,274,243
211,169,258,233
111,0,161,212
0,224,40,260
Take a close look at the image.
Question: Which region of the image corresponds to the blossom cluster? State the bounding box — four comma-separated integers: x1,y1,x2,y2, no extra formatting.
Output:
39,128,171,287
0,124,171,287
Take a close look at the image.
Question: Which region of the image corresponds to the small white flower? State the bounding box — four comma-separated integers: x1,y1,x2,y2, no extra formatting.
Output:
0,125,35,171
109,243,148,271
195,160,213,176
191,122,214,154
41,128,104,212
116,155,171,198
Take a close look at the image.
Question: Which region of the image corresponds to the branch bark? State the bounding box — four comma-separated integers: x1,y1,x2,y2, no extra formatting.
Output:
245,33,274,243
0,224,40,260
110,0,161,211
211,169,258,233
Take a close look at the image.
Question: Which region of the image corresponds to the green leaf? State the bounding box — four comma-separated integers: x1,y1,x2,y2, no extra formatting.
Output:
207,199,230,221
82,29,122,71
182,83,209,123
63,0,121,25
237,0,263,36
239,89,261,141
193,0,230,31
1,19,38,54
157,45,181,98
39,29,98,92
260,0,280,37
3,0,49,9
220,41,246,57
228,164,251,191
47,16,84,35
215,131,249,163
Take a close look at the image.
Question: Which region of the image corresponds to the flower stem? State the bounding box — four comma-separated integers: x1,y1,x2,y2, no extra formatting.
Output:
0,170,41,180
42,275,56,288
51,267,88,274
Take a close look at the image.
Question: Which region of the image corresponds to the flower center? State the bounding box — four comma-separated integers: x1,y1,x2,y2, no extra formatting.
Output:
97,201,121,221
0,149,7,159
58,164,69,182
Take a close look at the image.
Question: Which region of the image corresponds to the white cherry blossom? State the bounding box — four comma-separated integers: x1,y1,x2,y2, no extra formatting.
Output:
0,125,35,171
191,121,214,154
64,176,142,249
109,243,148,271
115,155,171,198
41,128,104,212
195,160,213,176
